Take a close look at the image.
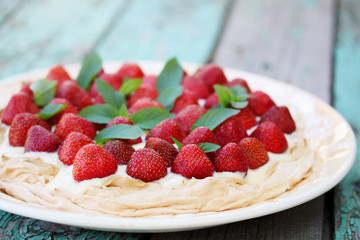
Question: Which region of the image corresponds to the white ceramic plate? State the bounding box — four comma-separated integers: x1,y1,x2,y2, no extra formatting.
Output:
0,62,356,232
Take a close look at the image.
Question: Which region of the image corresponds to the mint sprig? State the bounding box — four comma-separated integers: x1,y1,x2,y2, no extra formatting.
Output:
130,107,174,129
214,84,249,109
37,103,66,120
95,78,125,109
191,108,239,131
77,52,102,91
119,78,143,96
94,124,144,144
170,137,220,153
30,79,57,106
156,86,183,110
79,104,122,124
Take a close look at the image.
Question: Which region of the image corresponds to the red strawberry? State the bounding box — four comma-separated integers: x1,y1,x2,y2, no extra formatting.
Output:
1,92,40,125
103,139,135,165
174,104,207,135
171,144,214,179
55,80,92,110
128,98,165,116
97,72,123,90
19,83,33,97
24,125,61,152
146,119,186,144
48,98,79,125
126,148,167,182
9,113,51,146
182,75,210,100
142,75,157,87
46,65,72,84
238,137,269,169
54,113,97,141
106,116,142,145
194,64,227,93
260,106,296,134
248,91,276,116
213,118,248,147
230,107,257,130
226,78,251,93
73,144,118,182
58,132,93,165
171,90,198,114
127,83,159,107
118,63,144,79
213,143,248,173
250,121,288,153
204,92,219,109
182,126,218,146
145,137,178,167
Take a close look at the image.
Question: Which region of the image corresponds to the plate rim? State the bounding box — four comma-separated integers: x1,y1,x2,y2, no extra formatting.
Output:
0,61,356,232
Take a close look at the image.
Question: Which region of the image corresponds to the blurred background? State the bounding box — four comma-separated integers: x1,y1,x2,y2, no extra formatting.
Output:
0,0,359,239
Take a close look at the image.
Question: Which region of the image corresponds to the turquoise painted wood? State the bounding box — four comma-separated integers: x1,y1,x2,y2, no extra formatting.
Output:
333,0,360,239
97,0,231,63
0,0,230,238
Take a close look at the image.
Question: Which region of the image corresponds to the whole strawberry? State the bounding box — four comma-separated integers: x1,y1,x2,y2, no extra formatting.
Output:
46,65,72,84
145,137,178,167
19,83,33,97
128,97,165,116
103,139,135,165
182,75,210,100
174,104,207,135
55,80,92,110
229,107,257,130
127,83,159,107
213,118,248,147
146,119,186,144
54,113,97,141
248,91,276,116
1,92,40,125
260,106,296,134
9,113,51,147
171,90,198,114
204,92,219,109
58,132,93,165
182,126,218,146
73,144,118,182
106,116,142,145
250,121,288,153
194,64,227,93
126,148,167,182
213,143,248,173
118,62,144,79
24,125,61,152
226,78,251,93
48,98,79,125
238,137,269,169
171,144,214,179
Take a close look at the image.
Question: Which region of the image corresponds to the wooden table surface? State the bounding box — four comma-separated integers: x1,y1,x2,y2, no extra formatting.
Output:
0,0,359,239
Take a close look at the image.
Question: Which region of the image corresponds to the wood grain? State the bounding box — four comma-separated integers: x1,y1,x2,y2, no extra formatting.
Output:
333,0,360,238
212,0,335,102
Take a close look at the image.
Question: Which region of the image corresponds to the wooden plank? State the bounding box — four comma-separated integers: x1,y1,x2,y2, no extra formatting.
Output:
0,0,127,79
97,0,232,64
212,0,334,102
333,0,360,238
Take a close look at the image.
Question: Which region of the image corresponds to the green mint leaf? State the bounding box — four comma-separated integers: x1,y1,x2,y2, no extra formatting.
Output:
214,84,231,107
230,100,248,109
119,78,143,96
197,142,221,153
94,124,144,144
79,104,120,124
95,78,125,109
156,58,183,93
171,137,183,150
230,85,248,97
77,52,102,91
130,107,174,129
30,79,57,106
118,104,129,117
156,86,183,110
36,103,66,120
191,108,240,131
